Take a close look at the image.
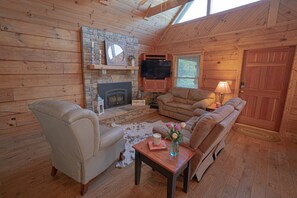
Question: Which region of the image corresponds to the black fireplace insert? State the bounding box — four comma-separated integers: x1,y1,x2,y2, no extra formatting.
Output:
98,82,132,109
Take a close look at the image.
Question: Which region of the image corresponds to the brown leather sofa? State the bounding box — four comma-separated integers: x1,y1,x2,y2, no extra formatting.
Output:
157,87,215,121
153,97,246,181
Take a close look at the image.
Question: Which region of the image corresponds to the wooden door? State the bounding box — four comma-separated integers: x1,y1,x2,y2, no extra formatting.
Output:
238,47,295,131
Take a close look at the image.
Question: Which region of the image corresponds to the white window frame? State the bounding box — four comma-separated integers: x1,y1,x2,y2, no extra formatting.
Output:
173,54,203,89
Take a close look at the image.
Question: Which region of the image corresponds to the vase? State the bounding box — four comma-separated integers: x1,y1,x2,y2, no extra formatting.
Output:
170,141,179,156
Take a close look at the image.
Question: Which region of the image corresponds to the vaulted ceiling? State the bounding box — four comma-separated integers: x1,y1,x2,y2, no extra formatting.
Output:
1,0,297,48
158,0,297,45
0,0,181,46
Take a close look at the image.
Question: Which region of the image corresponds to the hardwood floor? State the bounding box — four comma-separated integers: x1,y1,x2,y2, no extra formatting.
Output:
1,112,297,198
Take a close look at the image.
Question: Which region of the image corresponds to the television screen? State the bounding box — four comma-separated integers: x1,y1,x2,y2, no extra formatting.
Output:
141,60,171,79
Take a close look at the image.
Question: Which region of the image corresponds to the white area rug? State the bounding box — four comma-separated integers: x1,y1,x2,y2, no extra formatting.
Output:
112,120,165,168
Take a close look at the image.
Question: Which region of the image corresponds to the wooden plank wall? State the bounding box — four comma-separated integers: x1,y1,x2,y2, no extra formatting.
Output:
0,0,159,160
0,18,84,130
156,21,297,136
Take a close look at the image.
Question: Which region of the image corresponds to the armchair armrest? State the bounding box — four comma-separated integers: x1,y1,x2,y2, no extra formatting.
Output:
157,93,173,104
192,98,214,110
99,125,124,149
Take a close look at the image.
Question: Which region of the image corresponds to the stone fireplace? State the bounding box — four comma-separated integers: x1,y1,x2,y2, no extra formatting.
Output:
81,26,139,110
98,82,132,109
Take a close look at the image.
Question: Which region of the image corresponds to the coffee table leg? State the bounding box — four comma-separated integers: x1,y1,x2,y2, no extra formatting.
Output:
167,174,177,198
183,160,191,193
135,150,142,185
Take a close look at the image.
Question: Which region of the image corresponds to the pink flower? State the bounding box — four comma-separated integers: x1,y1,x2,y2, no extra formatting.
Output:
175,124,181,131
166,122,173,129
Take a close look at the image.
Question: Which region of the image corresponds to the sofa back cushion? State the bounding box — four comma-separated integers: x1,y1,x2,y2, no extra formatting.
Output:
199,110,239,153
170,87,190,103
187,89,215,105
170,87,190,98
190,105,234,149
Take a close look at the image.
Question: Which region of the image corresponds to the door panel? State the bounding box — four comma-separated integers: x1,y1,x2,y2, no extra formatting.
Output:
238,47,295,131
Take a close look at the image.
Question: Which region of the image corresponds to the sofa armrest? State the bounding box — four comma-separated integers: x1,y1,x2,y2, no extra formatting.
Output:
192,98,214,110
157,93,174,104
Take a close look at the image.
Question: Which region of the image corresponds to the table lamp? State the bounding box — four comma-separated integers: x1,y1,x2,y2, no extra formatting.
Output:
215,81,231,106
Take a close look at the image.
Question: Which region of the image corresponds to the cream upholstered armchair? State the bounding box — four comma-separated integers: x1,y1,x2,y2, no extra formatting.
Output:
29,100,125,195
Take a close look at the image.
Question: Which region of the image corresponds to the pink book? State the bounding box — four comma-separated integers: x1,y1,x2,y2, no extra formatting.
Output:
147,140,167,151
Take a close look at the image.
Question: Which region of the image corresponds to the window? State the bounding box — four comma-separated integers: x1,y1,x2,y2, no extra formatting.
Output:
175,55,200,88
174,0,207,24
210,0,260,14
174,0,260,24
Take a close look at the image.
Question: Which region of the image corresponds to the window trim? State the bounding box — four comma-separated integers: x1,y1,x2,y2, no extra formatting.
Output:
173,53,203,89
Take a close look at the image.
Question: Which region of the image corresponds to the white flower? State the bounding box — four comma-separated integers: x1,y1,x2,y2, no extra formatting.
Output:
172,133,178,139
180,122,186,128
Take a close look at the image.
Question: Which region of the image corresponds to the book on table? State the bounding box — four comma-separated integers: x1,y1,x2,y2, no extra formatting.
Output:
147,140,167,151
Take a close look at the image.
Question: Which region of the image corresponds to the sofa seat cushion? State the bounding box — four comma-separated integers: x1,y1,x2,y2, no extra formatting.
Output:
173,97,188,104
163,102,193,116
190,105,234,149
166,102,192,111
99,125,124,149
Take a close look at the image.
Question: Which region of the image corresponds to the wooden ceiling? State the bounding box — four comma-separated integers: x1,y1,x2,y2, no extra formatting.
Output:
158,0,297,45
0,0,181,46
0,0,297,48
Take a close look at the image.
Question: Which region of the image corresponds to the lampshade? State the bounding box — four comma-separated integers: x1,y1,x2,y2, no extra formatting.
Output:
214,81,231,94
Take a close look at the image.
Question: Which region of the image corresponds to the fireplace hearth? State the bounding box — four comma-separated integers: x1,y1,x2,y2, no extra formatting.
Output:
98,82,132,109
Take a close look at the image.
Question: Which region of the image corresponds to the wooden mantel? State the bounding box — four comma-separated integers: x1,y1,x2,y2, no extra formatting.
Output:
88,64,139,70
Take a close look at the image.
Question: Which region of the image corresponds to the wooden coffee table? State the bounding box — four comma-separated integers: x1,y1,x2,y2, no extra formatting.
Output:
133,137,195,198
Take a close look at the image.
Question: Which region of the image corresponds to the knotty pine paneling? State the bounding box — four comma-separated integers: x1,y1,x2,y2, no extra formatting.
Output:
0,0,175,46
0,16,84,136
0,46,81,62
156,21,297,136
277,0,297,24
0,61,81,74
0,31,80,52
0,17,79,41
0,74,82,89
160,1,269,45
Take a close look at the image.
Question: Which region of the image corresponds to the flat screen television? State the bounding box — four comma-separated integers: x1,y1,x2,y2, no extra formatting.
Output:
141,60,171,79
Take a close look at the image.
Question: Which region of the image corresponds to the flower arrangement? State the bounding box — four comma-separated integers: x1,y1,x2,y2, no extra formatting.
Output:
165,122,186,143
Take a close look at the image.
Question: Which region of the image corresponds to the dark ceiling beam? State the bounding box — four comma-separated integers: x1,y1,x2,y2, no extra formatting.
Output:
145,0,194,18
